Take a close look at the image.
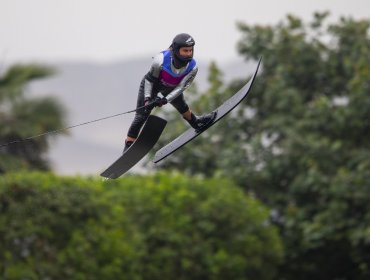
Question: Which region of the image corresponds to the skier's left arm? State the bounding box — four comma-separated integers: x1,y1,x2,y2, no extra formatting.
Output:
165,66,198,103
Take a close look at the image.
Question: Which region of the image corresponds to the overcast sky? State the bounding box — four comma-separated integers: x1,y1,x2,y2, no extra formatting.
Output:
1,0,369,65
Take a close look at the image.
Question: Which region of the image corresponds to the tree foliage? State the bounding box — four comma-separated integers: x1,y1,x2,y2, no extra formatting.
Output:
0,64,66,173
0,172,283,279
154,12,370,279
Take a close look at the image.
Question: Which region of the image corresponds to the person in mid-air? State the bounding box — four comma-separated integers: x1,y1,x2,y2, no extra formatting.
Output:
124,33,215,152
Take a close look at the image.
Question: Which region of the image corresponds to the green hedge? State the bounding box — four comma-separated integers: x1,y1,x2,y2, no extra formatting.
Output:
0,172,282,280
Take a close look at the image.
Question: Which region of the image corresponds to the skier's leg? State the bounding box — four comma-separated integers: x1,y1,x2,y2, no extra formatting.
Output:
125,79,152,151
170,95,195,127
170,93,190,115
170,94,215,129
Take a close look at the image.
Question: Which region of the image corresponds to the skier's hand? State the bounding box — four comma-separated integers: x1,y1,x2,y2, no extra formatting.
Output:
154,96,168,107
144,97,151,106
144,97,155,113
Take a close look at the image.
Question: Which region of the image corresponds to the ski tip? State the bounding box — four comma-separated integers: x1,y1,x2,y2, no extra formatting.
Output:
100,171,117,179
257,57,262,72
255,56,262,72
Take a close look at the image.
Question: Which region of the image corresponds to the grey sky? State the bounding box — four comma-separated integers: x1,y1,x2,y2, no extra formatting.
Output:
1,0,369,64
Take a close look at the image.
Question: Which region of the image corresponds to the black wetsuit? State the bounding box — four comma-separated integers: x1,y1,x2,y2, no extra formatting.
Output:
127,49,198,138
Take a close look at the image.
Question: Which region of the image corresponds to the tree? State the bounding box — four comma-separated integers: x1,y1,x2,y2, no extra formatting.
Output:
0,64,66,172
236,12,370,279
154,12,370,279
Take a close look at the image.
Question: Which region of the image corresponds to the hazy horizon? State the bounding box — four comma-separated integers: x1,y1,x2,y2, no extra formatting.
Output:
1,0,369,66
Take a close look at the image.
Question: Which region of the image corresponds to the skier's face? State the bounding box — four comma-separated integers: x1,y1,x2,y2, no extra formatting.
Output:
179,46,193,58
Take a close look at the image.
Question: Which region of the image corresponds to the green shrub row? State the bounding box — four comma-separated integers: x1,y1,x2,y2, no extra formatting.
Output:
0,172,283,280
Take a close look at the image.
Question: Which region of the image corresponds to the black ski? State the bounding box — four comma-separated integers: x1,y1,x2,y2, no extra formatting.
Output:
153,57,261,164
101,115,167,179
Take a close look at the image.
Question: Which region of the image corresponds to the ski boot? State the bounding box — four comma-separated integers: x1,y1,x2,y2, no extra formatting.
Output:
186,111,217,132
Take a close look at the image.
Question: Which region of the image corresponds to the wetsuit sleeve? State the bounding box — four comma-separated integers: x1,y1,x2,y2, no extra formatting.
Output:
165,66,198,103
143,53,163,99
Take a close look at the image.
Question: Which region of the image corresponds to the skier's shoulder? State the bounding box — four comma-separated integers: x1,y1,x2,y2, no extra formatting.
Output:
188,57,197,69
151,49,173,72
151,52,165,70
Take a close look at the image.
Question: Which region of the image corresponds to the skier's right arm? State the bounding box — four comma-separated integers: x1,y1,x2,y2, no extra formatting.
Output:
143,53,163,101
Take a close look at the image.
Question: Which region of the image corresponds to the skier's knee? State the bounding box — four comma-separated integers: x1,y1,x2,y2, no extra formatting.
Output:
127,114,150,138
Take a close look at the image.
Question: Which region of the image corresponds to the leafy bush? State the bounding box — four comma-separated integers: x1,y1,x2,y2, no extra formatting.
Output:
0,172,282,280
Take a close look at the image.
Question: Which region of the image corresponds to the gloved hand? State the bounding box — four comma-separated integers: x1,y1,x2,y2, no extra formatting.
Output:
153,96,168,107
144,97,155,113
